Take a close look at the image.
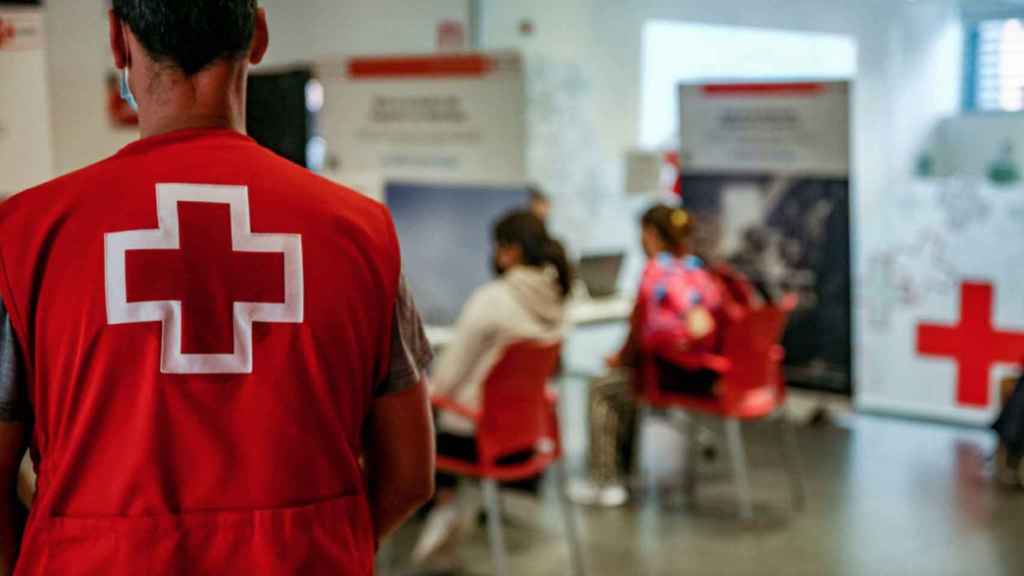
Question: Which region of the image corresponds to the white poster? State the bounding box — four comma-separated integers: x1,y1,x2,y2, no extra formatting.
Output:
679,83,849,177
856,114,1024,425
679,81,852,395
0,6,53,198
316,53,526,200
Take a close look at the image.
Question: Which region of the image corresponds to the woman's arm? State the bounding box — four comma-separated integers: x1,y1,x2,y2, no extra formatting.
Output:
430,287,498,397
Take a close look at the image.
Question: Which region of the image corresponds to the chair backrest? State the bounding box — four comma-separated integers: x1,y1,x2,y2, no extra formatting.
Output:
718,305,789,409
476,340,562,466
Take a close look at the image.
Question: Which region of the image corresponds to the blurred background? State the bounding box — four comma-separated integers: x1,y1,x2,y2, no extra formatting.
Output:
3,0,1024,574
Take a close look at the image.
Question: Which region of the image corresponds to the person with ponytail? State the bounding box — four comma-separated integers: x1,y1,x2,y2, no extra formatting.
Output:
569,203,724,508
412,210,571,567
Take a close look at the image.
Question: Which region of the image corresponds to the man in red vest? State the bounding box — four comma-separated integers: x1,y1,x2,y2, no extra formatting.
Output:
0,1,436,573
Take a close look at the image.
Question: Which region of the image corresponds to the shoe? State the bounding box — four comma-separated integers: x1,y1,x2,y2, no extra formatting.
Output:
597,484,629,508
411,500,463,566
566,478,601,506
567,478,630,508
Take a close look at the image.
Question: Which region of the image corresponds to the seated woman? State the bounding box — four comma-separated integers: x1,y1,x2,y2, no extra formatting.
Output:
570,204,724,507
413,210,572,566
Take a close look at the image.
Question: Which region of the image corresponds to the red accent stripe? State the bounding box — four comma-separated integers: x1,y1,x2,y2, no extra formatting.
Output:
702,83,826,96
347,55,494,78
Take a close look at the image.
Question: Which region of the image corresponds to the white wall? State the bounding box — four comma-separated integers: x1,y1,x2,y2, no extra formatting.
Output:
40,0,469,176
640,22,858,148
44,0,136,176
934,114,1024,176
479,0,591,60
0,9,54,196
261,0,469,66
480,1,962,230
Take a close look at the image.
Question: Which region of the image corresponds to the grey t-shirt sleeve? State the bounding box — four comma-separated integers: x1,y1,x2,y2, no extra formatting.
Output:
0,297,27,422
376,276,433,397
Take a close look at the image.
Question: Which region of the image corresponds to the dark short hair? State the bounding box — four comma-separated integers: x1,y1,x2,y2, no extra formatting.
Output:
112,0,258,76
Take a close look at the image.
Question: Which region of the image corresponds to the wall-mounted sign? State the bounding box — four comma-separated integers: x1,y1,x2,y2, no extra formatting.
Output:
679,83,850,178
679,81,852,395
316,53,526,200
0,4,52,197
0,8,44,52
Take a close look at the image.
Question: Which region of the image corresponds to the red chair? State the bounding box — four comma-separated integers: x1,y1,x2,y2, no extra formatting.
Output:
635,297,803,519
432,341,585,576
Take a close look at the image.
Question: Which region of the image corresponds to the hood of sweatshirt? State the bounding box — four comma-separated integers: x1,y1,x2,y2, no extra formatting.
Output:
502,265,566,327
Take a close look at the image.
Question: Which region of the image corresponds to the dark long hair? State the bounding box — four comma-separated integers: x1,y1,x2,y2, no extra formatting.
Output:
642,204,693,257
493,211,573,299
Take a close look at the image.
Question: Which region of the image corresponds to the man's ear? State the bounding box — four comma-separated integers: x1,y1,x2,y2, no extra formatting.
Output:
249,8,269,65
108,9,128,69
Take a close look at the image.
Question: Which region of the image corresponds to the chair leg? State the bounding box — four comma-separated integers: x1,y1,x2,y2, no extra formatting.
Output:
779,414,806,512
482,479,510,576
633,405,651,494
683,413,700,502
553,460,587,576
725,419,753,520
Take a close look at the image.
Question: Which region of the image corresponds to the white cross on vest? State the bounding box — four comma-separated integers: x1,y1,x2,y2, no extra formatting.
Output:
104,183,304,375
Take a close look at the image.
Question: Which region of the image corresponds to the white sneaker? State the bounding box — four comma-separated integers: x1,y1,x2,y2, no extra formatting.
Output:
597,484,629,508
411,500,463,566
566,478,601,506
567,478,630,508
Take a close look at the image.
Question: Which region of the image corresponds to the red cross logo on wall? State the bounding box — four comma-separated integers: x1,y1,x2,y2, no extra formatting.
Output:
917,282,1024,408
105,184,304,375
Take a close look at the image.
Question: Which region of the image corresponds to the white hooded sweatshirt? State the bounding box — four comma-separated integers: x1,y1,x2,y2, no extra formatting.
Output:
430,265,566,435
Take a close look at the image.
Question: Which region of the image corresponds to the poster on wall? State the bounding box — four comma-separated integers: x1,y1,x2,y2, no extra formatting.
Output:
316,53,528,325
387,182,529,325
0,2,53,198
678,81,852,395
857,116,1024,425
315,52,526,201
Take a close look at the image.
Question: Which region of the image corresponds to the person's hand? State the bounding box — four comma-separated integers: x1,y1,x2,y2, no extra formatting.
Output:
605,353,623,368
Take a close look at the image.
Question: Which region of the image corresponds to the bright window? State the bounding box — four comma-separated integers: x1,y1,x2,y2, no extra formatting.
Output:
966,18,1024,112
640,22,857,148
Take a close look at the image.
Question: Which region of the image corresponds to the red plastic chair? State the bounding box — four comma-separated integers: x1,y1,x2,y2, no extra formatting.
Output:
635,296,803,519
432,341,585,576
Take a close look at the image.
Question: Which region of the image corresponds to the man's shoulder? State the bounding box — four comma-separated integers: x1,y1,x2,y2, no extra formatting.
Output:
248,147,389,222
294,169,386,217
0,155,122,220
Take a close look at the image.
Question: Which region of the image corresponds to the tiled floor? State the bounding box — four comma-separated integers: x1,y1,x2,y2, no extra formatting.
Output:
382,326,1024,575
384,407,1023,576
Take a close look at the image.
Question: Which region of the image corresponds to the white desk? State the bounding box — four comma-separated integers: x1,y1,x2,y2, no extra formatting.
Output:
425,295,633,349
567,295,634,326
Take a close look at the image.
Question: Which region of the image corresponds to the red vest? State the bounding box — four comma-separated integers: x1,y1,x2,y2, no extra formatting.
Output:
0,129,399,574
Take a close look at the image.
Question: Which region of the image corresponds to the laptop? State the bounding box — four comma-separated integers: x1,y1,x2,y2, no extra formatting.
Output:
577,253,625,299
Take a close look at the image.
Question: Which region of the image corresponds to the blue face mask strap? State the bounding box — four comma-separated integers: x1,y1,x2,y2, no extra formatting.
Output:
120,67,139,113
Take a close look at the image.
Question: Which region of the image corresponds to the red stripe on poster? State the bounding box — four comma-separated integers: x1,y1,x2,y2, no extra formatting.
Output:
702,83,826,96
348,55,494,78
